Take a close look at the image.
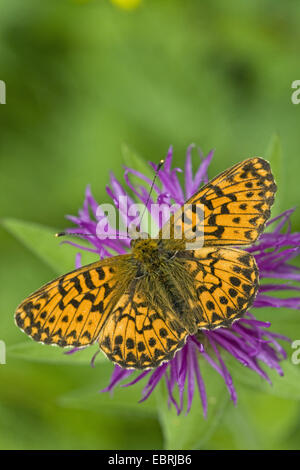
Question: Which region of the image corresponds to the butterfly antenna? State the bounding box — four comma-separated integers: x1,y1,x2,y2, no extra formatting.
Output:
56,159,165,238
55,231,96,238
139,159,164,226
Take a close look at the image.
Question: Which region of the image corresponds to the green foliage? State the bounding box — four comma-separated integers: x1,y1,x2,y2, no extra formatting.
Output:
1,218,84,275
156,363,230,450
7,341,104,366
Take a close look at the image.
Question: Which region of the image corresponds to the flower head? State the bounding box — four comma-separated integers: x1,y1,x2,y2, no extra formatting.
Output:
65,146,300,416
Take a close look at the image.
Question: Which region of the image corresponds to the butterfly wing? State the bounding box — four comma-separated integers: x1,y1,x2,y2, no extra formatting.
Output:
15,157,275,366
15,253,187,368
98,291,187,369
177,246,259,329
15,255,132,348
160,157,276,247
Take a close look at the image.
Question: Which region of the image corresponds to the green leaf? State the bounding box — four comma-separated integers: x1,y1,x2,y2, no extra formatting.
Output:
222,384,300,449
226,354,300,401
57,376,158,418
56,359,158,417
7,341,104,365
265,133,283,216
156,361,230,450
1,218,96,274
121,143,154,180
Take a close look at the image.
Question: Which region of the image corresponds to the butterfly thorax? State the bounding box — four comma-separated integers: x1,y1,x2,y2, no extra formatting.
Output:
132,238,171,272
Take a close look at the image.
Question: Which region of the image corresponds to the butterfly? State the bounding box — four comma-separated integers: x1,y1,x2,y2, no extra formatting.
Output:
15,157,276,369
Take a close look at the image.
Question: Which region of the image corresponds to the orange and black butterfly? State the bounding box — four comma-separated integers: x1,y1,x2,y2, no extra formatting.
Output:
15,157,276,369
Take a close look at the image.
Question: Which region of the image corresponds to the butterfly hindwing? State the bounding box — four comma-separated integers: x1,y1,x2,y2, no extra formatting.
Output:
98,291,187,369
178,247,259,329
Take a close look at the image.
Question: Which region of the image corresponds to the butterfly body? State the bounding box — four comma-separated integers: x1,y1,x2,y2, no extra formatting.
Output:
131,239,202,334
15,157,276,369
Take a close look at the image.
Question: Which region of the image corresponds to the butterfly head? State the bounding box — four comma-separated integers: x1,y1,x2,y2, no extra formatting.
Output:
129,225,149,247
131,234,167,271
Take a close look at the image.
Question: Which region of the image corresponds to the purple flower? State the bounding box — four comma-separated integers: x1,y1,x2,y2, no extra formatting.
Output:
64,146,300,416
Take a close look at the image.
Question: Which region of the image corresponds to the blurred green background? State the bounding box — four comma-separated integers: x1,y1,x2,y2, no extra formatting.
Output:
1,0,300,450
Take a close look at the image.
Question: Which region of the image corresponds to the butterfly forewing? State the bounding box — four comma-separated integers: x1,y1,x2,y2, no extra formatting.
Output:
160,157,276,247
15,255,132,347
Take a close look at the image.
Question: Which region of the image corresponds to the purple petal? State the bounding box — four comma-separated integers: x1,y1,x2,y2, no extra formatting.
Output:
191,345,207,417
184,144,196,199
191,149,214,193
101,366,133,394
139,363,168,403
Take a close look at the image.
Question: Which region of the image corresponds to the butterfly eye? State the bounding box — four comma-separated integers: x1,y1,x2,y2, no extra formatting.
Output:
129,225,149,241
128,224,141,240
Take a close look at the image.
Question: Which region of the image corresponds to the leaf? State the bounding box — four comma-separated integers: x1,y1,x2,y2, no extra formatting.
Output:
121,143,154,180
156,361,230,450
1,218,96,274
222,384,300,449
57,375,162,449
57,376,158,418
225,354,300,401
7,341,104,365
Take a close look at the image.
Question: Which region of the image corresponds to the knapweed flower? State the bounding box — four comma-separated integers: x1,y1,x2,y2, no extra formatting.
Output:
64,145,300,416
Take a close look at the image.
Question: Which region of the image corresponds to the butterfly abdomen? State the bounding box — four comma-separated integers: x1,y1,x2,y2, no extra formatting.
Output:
155,264,200,335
